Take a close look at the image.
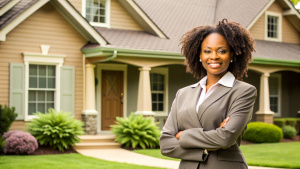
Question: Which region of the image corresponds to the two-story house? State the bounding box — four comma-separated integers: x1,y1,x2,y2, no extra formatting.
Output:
0,0,299,134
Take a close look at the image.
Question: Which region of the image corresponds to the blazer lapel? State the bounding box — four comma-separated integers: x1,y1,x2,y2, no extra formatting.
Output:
197,85,232,121
187,85,202,128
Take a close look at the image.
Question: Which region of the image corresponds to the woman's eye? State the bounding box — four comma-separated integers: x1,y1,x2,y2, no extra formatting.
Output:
219,50,227,54
204,50,211,54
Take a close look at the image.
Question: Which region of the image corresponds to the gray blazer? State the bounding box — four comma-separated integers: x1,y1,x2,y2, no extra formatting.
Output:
160,80,257,169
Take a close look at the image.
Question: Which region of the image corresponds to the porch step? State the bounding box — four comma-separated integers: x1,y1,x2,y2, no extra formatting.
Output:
73,135,121,149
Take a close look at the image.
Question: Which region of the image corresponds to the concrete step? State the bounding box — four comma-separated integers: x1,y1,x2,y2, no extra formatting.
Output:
73,135,121,149
74,142,121,149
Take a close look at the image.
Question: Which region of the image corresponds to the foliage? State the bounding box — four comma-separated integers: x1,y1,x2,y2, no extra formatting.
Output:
111,113,160,149
274,118,300,134
3,131,38,154
27,109,84,151
274,119,285,128
0,154,164,169
0,105,18,136
290,0,300,5
281,125,297,139
243,122,283,143
0,135,5,153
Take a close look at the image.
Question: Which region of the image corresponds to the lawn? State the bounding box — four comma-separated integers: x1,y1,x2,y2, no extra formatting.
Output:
133,142,300,169
0,153,165,169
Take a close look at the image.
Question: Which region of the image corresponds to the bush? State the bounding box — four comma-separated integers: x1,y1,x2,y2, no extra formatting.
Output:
243,122,283,143
111,113,160,149
27,109,84,151
0,105,18,135
3,131,38,154
0,135,5,153
286,119,297,128
281,126,297,139
274,119,285,128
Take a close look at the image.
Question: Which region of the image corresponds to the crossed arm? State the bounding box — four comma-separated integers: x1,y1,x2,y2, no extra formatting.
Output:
159,86,257,161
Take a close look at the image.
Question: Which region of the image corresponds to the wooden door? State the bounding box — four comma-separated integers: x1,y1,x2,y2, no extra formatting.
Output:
101,70,123,130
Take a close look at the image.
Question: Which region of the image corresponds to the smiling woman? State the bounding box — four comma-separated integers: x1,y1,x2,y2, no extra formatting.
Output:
160,19,257,169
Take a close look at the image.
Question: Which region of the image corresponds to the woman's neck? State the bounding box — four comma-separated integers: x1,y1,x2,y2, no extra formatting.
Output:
206,72,227,91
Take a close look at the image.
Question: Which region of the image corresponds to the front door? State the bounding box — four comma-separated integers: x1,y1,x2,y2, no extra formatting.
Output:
101,70,124,130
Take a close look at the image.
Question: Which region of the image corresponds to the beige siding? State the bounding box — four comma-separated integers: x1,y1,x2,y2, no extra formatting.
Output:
68,0,82,13
0,2,86,127
10,121,27,131
110,0,143,31
249,1,300,44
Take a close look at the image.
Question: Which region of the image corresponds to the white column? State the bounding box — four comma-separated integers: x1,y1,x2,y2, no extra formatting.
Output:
82,64,97,115
255,73,274,123
135,67,155,116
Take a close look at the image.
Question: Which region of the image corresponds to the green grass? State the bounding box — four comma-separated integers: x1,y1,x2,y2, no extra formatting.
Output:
0,153,165,169
133,142,300,169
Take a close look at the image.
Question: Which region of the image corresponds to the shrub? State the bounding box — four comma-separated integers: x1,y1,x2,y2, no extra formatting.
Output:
281,126,297,139
274,119,285,128
27,109,84,151
286,119,297,128
3,131,38,154
111,113,160,149
0,105,18,135
243,122,283,143
0,135,5,153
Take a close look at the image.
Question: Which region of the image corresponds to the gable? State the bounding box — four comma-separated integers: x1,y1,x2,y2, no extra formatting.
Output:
249,1,300,44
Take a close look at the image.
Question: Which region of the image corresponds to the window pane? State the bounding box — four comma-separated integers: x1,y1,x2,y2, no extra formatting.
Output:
152,93,157,101
38,91,45,101
28,103,36,115
29,77,37,88
38,103,45,113
158,83,164,90
48,77,55,88
39,77,47,88
47,91,54,101
48,66,55,76
29,65,37,76
158,94,163,101
46,103,54,113
153,83,158,90
29,91,36,101
158,103,164,111
39,65,46,76
100,17,105,23
152,103,157,111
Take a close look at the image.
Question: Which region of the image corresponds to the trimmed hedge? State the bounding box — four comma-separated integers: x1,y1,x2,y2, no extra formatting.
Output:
274,118,300,134
281,126,297,139
243,122,283,143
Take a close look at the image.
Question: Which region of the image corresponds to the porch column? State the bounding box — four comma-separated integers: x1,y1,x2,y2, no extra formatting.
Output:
255,73,274,124
82,64,97,134
135,67,155,118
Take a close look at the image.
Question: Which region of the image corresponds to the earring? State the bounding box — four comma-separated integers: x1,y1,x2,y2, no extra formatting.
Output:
230,60,233,63
199,59,202,62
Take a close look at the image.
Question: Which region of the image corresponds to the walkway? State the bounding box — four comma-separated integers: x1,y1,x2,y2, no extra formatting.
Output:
75,148,288,169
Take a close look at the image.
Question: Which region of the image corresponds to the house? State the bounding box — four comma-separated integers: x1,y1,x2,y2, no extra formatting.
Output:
0,0,299,134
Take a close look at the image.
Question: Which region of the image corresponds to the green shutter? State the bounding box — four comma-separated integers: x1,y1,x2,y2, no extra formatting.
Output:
60,66,75,115
9,63,25,120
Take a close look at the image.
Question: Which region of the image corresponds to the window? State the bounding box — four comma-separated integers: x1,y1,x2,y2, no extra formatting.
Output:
83,0,110,27
265,11,281,41
28,65,56,115
150,68,168,116
269,74,281,116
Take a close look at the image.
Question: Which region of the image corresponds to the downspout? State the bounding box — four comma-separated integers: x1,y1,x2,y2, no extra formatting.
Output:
98,50,117,62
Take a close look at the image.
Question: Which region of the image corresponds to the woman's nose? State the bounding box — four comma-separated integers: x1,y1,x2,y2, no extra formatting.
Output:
210,51,219,59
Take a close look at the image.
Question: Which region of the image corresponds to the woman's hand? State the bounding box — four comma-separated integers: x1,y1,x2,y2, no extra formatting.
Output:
219,117,229,128
176,131,183,140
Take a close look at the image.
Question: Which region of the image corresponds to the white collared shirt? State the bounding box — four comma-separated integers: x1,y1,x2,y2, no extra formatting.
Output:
193,72,235,112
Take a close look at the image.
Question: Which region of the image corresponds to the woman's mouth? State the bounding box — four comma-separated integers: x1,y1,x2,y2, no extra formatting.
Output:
208,63,222,68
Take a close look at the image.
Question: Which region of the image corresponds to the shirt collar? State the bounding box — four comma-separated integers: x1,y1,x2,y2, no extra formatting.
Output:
190,71,235,88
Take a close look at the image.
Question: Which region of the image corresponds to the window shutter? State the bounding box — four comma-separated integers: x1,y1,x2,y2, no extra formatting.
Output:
60,66,75,115
9,63,25,120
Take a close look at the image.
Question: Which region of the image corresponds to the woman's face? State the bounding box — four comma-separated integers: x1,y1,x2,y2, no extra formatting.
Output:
200,33,233,79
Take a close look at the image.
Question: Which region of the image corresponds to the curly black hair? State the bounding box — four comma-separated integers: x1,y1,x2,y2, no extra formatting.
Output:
181,19,255,80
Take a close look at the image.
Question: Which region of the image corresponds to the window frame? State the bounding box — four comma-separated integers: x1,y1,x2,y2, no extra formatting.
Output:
23,52,65,121
82,0,111,28
150,68,168,117
265,11,282,42
269,73,281,117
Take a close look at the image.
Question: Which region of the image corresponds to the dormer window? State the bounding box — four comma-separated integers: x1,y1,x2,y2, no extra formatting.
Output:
83,0,110,27
265,11,281,41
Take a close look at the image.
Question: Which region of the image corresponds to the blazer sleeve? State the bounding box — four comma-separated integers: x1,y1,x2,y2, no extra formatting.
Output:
179,85,257,150
160,90,208,162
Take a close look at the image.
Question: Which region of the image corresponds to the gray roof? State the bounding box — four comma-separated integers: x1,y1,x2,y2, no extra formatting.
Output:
0,0,38,29
0,0,11,9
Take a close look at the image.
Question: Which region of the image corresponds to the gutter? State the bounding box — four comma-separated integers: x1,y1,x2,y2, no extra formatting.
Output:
97,50,117,62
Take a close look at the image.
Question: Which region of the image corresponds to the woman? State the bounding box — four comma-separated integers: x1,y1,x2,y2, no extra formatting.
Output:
159,19,257,169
